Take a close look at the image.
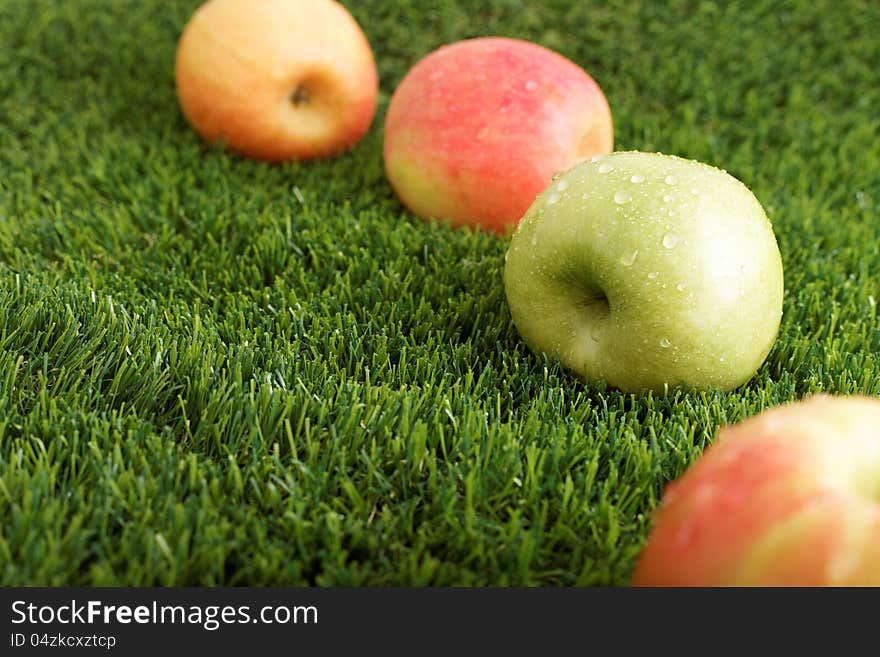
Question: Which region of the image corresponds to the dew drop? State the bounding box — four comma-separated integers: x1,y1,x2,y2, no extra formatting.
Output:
547,192,561,205
614,190,632,204
598,163,614,174
525,80,538,91
531,235,538,246
660,337,671,348
662,194,673,203
662,233,679,249
664,175,676,185
619,250,639,266
676,283,686,292
630,174,645,183
581,192,591,200
557,179,570,192
690,187,700,195
719,356,726,363
648,271,659,279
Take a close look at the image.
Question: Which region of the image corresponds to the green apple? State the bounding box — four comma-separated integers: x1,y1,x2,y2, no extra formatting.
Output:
503,151,784,393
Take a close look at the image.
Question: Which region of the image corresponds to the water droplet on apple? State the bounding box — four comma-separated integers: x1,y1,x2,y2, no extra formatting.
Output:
598,163,614,174
690,187,699,195
719,356,726,363
557,179,570,192
531,234,538,246
668,210,675,217
525,80,538,91
477,126,490,140
648,271,659,279
547,192,561,205
630,174,645,183
660,337,671,348
614,190,632,204
662,233,679,249
676,283,686,291
581,192,591,200
664,175,676,185
619,250,638,266
662,194,672,203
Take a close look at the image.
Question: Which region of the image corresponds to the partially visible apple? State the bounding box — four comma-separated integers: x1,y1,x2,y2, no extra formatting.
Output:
175,0,378,162
503,151,784,393
633,395,880,586
383,37,613,234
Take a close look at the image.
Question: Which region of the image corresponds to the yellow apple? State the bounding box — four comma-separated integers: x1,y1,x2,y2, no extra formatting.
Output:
175,0,378,161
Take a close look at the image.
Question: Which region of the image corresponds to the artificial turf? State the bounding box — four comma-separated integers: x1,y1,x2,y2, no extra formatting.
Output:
0,0,878,586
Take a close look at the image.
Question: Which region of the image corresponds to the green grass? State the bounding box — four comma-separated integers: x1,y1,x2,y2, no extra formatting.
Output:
0,0,878,586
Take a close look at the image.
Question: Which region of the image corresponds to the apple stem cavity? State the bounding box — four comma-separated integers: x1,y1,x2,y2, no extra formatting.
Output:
290,85,311,107
589,292,609,311
580,291,611,343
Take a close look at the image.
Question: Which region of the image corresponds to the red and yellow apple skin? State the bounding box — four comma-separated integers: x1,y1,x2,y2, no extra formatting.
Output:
383,37,613,234
175,0,378,162
633,395,880,586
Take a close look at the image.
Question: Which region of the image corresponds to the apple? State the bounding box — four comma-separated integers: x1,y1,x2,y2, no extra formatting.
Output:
383,37,613,234
502,151,784,393
175,0,378,162
632,395,880,586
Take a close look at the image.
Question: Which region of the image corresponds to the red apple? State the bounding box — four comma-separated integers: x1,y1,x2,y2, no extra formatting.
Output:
383,37,613,234
633,395,880,586
175,0,378,162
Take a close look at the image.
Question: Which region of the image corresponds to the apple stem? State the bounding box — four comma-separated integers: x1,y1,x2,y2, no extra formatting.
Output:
290,86,310,106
